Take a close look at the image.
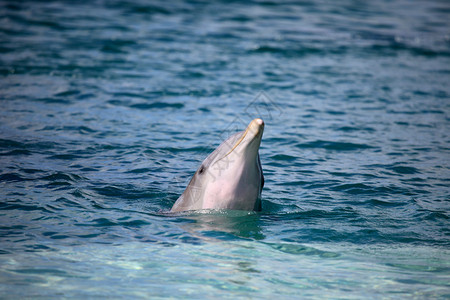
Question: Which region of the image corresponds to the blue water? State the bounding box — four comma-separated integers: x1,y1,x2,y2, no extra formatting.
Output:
1,0,449,298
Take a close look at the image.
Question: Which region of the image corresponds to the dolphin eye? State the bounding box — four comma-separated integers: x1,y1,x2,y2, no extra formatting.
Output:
198,165,205,175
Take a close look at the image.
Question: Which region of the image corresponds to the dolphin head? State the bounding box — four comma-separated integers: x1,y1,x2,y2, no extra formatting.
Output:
171,118,265,212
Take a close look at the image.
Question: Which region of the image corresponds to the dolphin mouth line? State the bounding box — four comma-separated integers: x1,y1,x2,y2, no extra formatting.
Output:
223,126,250,158
218,119,264,161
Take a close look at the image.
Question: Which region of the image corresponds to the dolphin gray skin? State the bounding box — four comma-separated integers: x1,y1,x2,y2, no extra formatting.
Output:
171,118,265,213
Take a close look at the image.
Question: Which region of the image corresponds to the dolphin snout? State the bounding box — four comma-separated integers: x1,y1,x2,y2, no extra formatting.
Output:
249,118,264,135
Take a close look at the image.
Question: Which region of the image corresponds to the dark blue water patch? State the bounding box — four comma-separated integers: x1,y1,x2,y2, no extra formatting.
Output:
38,125,97,135
0,173,27,182
0,225,28,244
90,184,168,203
40,172,86,183
86,218,118,227
335,126,376,132
301,179,342,190
249,44,347,58
34,97,72,104
47,154,85,160
177,70,206,79
365,164,425,179
0,139,56,151
116,218,151,228
366,199,409,208
2,12,68,32
110,92,152,100
129,102,185,110
0,149,32,156
52,89,81,98
39,181,72,189
331,183,420,196
0,202,53,213
369,42,450,58
100,38,138,54
159,145,215,154
276,180,310,187
23,244,56,253
54,196,87,210
400,177,431,188
326,171,376,179
390,166,420,175
423,211,449,222
125,168,153,174
296,140,375,151
326,110,346,116
268,154,297,161
42,231,70,240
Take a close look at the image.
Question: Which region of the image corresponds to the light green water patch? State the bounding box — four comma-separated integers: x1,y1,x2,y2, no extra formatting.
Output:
1,241,448,299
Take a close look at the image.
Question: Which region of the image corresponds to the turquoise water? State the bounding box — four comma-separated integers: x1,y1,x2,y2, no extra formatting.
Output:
1,0,449,298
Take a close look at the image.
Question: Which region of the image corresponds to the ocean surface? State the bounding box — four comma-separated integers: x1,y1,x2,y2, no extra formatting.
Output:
1,0,449,298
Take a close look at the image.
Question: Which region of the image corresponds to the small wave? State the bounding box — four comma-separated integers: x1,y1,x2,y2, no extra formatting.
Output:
125,168,152,174
268,154,297,161
276,180,310,186
11,268,71,277
55,196,87,210
0,173,27,182
331,183,417,196
90,184,166,201
0,202,53,213
34,97,71,104
0,139,56,151
47,154,84,160
366,199,408,207
249,44,331,58
369,43,450,58
78,217,150,228
100,38,137,54
53,89,80,97
0,149,31,156
130,102,184,110
39,125,97,134
296,140,374,151
157,146,214,154
177,70,206,79
390,166,420,175
264,242,340,258
272,208,359,221
336,126,376,132
122,4,172,15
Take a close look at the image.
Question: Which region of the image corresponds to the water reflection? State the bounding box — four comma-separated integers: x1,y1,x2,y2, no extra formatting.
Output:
173,210,265,241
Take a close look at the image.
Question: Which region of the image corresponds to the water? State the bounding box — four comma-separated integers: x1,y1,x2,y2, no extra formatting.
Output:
1,0,449,298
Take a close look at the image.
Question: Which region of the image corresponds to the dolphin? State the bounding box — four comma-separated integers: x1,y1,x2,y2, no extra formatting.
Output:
171,118,265,213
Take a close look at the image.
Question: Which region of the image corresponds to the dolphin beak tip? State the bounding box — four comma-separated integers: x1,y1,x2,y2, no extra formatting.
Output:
251,118,264,126
244,118,264,140
254,118,264,126
251,118,264,132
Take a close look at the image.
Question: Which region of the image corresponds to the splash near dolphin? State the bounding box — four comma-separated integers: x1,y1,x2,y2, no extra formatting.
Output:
171,118,265,213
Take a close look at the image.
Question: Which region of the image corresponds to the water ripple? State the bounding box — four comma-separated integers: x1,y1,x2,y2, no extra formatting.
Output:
0,0,449,297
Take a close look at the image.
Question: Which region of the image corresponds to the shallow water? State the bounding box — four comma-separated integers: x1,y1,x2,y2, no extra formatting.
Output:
1,0,449,298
